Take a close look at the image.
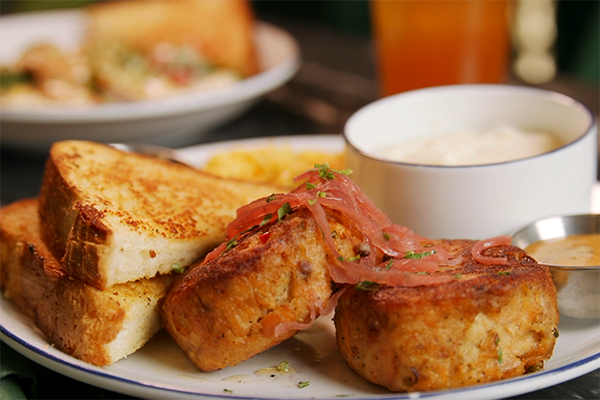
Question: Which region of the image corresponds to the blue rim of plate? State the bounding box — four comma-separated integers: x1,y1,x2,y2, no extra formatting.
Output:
2,301,600,400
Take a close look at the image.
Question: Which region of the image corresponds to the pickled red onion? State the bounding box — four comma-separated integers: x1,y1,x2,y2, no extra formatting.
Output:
472,235,513,265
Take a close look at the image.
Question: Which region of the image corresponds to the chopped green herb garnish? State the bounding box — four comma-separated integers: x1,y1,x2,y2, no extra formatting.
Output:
277,361,291,372
385,259,394,269
225,237,239,252
404,250,436,259
356,281,380,291
172,263,185,274
260,213,273,227
316,163,336,179
315,163,353,180
0,71,32,88
383,232,390,241
338,255,360,262
498,271,511,276
307,191,327,205
266,193,276,203
223,388,233,393
453,273,463,279
298,381,310,389
305,181,317,190
277,202,293,220
497,348,503,363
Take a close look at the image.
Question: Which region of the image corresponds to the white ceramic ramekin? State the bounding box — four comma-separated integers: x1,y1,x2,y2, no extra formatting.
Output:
344,84,598,239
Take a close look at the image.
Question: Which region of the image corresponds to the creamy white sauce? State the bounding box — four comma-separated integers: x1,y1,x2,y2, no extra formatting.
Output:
379,126,562,166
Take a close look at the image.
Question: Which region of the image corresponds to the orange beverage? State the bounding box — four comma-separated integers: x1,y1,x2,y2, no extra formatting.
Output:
371,0,512,96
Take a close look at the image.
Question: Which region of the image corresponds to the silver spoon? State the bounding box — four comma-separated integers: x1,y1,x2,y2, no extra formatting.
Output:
110,143,198,168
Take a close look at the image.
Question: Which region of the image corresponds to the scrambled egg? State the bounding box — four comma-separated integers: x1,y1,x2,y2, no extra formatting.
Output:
202,146,346,189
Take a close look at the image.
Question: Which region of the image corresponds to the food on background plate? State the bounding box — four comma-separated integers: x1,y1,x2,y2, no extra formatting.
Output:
0,43,95,106
202,145,345,189
162,164,559,391
0,0,257,106
377,125,562,166
85,0,258,78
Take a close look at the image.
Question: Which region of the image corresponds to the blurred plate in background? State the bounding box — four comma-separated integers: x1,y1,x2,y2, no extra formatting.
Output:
0,10,300,152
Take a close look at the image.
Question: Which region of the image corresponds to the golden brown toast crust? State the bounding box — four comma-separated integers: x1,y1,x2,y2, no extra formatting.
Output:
35,271,171,367
334,239,559,392
38,140,280,289
1,198,172,366
1,198,65,319
85,0,259,77
160,208,363,372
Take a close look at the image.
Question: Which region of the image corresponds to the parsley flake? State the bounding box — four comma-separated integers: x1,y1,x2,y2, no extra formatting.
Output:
277,361,291,372
225,238,239,252
385,259,394,269
338,255,360,262
172,263,185,274
277,202,293,220
298,381,310,389
356,281,380,291
315,163,353,180
259,213,273,227
308,191,327,205
404,250,436,259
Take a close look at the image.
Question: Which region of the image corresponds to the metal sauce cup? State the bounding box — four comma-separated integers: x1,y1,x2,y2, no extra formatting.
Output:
512,214,600,319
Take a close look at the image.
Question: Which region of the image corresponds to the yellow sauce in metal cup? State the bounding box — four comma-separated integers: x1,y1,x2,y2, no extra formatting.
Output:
525,234,600,267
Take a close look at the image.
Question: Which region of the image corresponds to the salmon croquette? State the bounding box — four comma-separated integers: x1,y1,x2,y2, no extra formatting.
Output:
334,239,559,392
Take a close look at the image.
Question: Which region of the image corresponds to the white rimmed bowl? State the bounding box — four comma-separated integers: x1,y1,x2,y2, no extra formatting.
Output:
0,10,300,151
344,84,598,239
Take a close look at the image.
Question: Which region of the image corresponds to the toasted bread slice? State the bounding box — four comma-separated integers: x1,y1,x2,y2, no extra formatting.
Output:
334,239,560,392
0,198,172,366
39,140,280,289
84,0,259,77
0,198,64,320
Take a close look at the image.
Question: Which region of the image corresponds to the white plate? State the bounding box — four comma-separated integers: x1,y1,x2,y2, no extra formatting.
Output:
0,10,300,151
2,135,600,400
